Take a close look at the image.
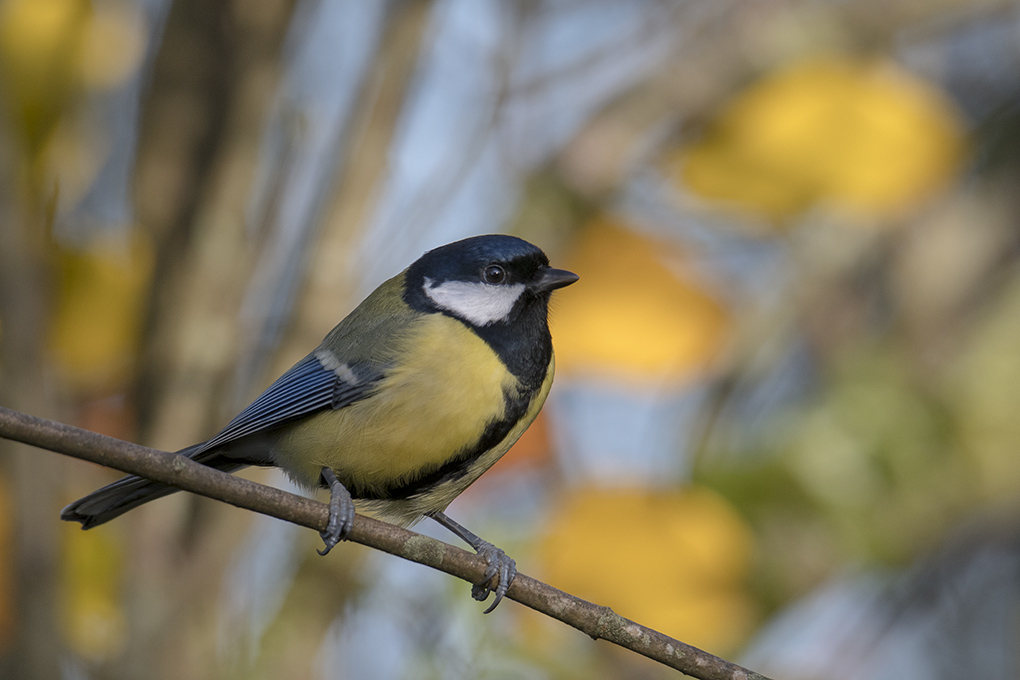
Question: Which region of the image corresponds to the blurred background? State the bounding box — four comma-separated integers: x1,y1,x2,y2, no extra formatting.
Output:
1,0,1019,678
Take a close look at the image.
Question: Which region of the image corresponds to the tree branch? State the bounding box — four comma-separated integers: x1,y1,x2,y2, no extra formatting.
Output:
0,405,772,680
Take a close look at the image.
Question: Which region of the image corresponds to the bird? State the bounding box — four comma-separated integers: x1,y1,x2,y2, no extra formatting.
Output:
62,234,577,612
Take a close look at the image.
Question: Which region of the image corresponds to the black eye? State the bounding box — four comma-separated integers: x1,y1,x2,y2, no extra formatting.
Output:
482,264,506,284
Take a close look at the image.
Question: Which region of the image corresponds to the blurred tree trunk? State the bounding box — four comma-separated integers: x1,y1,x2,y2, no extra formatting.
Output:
120,1,298,678
132,0,298,445
0,206,60,679
295,0,435,340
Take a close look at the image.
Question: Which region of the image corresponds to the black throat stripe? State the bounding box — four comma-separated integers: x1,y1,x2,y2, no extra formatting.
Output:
468,296,552,393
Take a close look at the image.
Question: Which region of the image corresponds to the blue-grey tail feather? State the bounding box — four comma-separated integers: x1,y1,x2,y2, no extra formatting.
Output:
61,476,179,529
61,444,245,530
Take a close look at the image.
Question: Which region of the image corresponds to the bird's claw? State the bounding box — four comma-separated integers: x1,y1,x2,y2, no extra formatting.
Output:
471,541,517,613
427,511,517,613
318,467,355,556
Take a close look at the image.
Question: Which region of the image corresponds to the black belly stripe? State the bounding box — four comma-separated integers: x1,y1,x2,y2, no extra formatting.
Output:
351,386,535,501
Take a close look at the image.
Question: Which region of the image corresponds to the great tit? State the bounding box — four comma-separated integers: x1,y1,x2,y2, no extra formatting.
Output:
62,234,577,611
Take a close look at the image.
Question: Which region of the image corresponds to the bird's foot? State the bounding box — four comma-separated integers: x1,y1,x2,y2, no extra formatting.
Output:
471,539,517,613
318,467,355,556
429,511,517,612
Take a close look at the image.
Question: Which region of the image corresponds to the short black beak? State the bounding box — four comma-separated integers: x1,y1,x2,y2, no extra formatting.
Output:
532,266,579,292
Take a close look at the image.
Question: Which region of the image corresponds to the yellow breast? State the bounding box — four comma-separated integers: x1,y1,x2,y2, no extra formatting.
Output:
271,314,515,494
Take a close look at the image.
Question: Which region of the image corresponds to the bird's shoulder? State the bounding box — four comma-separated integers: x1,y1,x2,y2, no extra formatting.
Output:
190,276,417,458
318,272,425,364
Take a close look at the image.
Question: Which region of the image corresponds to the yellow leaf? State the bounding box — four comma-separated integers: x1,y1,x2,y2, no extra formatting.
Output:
0,475,14,650
551,220,730,384
0,0,147,154
0,0,85,147
49,230,154,391
0,0,83,84
60,521,126,660
539,485,757,653
674,56,966,221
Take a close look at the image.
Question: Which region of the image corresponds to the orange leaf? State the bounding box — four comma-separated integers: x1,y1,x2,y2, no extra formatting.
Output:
552,220,730,385
674,56,966,222
539,485,757,653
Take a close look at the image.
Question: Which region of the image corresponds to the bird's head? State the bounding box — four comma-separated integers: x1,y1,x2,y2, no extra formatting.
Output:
404,234,578,328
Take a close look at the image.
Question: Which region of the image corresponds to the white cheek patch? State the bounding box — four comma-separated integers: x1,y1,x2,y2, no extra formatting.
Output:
423,277,526,326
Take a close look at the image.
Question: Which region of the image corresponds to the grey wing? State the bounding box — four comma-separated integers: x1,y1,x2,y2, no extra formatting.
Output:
61,352,385,529
191,352,386,462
